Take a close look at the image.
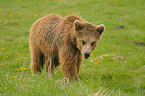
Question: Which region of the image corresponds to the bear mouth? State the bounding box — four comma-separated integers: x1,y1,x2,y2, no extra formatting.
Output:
84,52,90,59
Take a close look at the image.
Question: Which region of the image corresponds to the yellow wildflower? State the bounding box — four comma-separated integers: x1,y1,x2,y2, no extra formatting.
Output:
95,62,98,64
20,67,23,70
54,72,57,74
45,0,49,2
58,0,62,2
24,68,26,70
90,60,93,62
99,61,102,63
1,48,4,50
91,54,94,56
13,76,16,78
4,61,6,62
34,14,37,17
17,69,19,71
86,80,88,82
9,14,12,17
6,56,8,58
1,63,4,65
18,0,21,3
23,57,26,59
16,58,19,60
17,53,20,55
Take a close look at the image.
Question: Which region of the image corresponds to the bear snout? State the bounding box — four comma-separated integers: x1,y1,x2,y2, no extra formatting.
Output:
84,52,90,59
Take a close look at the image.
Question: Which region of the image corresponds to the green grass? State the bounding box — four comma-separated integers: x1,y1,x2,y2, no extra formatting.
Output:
0,0,145,95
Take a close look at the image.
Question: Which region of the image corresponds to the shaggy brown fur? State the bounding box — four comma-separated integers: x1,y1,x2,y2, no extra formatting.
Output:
29,13,105,80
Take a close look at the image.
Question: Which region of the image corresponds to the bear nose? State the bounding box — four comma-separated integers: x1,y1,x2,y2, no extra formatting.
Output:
84,52,90,59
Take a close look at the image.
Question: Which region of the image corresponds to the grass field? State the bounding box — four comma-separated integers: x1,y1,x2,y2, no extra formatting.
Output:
0,0,145,95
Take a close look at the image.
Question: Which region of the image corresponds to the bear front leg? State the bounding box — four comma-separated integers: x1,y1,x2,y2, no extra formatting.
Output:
77,53,83,74
59,48,79,80
61,58,78,80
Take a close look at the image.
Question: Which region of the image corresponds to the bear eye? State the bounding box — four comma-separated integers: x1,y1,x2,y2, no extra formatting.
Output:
82,41,86,45
91,41,96,46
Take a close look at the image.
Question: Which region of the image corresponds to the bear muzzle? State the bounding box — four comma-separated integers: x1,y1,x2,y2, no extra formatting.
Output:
84,52,90,59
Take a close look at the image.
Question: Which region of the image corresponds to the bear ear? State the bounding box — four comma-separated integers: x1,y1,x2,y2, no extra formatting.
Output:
96,24,105,35
74,20,84,30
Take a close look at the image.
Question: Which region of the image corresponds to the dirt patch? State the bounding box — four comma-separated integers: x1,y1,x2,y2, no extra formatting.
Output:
100,54,115,59
98,54,127,61
113,25,124,30
110,4,115,6
113,56,127,60
123,40,145,46
135,48,145,51
132,41,145,46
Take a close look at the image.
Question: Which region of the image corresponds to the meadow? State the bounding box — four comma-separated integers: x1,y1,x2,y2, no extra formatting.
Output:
0,0,145,95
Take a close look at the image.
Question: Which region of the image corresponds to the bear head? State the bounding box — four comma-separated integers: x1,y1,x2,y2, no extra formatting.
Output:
73,20,105,59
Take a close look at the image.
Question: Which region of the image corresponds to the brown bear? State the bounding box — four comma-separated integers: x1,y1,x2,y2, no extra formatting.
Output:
29,13,105,80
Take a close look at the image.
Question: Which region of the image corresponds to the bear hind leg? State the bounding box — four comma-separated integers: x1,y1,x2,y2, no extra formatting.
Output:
44,56,59,75
30,48,44,73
